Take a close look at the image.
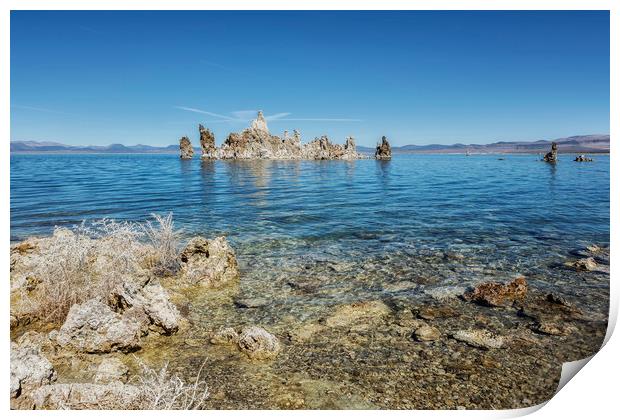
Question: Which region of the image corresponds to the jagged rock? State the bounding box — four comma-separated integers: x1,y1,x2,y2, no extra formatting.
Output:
210,327,239,345
180,236,239,287
452,329,504,349
463,277,527,307
300,135,363,160
184,112,364,160
179,136,194,159
109,277,181,334
199,124,217,159
10,341,57,399
31,382,141,409
567,257,597,271
414,325,441,342
56,299,143,353
237,326,281,360
94,358,129,384
375,136,392,159
574,155,593,162
543,142,558,163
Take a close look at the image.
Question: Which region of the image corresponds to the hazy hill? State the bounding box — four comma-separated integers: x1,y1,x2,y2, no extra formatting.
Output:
11,134,609,155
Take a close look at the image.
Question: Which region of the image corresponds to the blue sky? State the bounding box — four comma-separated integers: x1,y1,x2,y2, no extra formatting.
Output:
10,11,609,147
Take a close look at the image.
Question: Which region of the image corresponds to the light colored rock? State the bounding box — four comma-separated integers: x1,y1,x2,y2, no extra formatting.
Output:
94,358,130,384
180,236,239,287
414,325,441,342
31,382,141,409
183,112,364,160
452,329,504,349
210,327,239,345
250,110,269,134
10,341,57,398
568,257,597,271
234,297,269,308
237,326,281,360
132,281,181,334
56,299,143,353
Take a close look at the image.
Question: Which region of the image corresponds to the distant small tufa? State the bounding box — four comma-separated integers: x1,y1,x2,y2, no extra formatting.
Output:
179,136,194,159
542,141,558,163
375,136,392,160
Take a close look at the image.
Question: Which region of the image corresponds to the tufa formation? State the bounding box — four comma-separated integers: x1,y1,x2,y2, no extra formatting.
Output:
375,136,392,160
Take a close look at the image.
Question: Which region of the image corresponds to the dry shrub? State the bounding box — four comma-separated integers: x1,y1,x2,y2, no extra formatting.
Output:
48,358,209,410
18,213,182,325
142,213,183,276
130,357,209,410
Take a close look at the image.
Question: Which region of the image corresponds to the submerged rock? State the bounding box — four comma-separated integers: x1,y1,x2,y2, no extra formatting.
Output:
179,236,239,287
543,142,558,163
10,341,57,399
463,277,527,307
323,300,391,328
375,136,392,160
531,320,574,336
237,326,281,360
452,329,504,349
567,257,597,272
413,325,441,342
424,286,467,301
56,299,143,353
199,124,217,159
179,136,194,159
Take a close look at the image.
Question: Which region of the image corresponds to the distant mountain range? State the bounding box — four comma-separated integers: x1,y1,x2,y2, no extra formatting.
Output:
11,134,609,155
356,135,610,154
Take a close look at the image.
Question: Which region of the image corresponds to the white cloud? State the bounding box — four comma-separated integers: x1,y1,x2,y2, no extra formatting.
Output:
175,106,360,123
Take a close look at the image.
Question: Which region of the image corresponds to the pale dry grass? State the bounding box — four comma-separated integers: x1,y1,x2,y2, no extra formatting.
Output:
53,358,209,410
142,212,183,276
130,357,209,410
14,213,183,325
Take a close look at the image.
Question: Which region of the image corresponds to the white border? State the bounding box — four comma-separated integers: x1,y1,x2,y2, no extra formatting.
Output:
2,1,616,419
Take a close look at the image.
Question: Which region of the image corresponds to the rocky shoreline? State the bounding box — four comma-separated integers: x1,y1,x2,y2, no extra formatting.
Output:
179,111,391,161
10,216,609,409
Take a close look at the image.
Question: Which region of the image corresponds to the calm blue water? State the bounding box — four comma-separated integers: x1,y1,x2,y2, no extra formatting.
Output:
10,153,609,245
10,153,610,314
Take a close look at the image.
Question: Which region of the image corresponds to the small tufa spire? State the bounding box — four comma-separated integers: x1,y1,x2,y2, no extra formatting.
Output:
250,110,269,134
